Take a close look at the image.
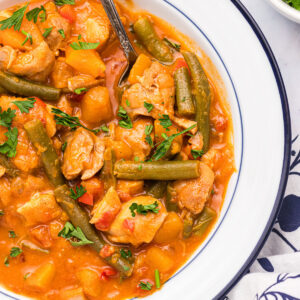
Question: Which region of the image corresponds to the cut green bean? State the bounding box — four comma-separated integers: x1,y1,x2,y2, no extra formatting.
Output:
183,215,194,239
100,148,116,191
114,160,200,181
54,185,133,277
193,207,216,237
0,86,8,95
174,67,195,117
134,17,173,63
0,154,20,177
182,52,211,153
165,184,179,212
24,119,64,187
146,181,167,198
0,71,61,101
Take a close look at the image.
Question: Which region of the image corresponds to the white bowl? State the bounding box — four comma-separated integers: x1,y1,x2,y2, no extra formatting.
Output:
0,0,291,299
265,0,300,23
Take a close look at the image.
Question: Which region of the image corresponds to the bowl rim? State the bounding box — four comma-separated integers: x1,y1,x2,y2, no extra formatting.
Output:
215,0,291,298
266,0,300,22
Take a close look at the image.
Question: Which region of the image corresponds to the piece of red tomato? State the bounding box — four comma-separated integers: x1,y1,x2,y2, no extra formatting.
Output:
99,266,117,280
78,192,93,206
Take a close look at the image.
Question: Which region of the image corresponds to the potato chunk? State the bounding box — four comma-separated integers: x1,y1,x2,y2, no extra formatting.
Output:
76,269,102,297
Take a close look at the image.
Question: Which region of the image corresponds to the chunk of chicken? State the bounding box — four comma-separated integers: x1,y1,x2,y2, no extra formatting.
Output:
17,192,62,226
0,42,55,82
90,187,121,231
115,118,154,160
12,128,40,173
62,128,105,180
67,74,102,92
37,2,71,52
108,196,167,246
51,58,74,89
122,61,197,133
0,177,12,206
173,163,214,215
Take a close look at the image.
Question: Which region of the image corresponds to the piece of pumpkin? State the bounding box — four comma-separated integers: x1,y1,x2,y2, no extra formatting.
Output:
128,54,152,84
76,269,102,297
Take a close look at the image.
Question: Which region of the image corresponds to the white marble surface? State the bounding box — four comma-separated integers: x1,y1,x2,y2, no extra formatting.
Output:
241,0,300,135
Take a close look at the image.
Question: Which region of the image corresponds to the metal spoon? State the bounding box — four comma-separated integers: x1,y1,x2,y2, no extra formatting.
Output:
100,0,138,85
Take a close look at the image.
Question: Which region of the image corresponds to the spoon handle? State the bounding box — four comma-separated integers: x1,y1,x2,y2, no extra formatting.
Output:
100,0,137,64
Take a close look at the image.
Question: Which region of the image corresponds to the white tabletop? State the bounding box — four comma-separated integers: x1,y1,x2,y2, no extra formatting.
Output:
241,0,299,132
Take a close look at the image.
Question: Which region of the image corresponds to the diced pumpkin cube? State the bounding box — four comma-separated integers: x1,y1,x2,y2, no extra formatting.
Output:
76,269,102,297
0,28,27,50
81,86,112,123
128,54,152,84
65,48,106,78
154,212,183,243
26,262,56,290
117,180,144,201
60,287,86,300
146,247,174,273
111,141,133,161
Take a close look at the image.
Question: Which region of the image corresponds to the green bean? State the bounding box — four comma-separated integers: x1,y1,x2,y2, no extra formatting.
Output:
0,86,8,95
114,160,200,181
24,119,64,187
146,181,167,198
0,71,61,101
165,183,179,212
183,215,194,239
54,185,133,277
174,67,195,117
100,148,116,191
182,52,211,153
193,207,216,237
134,17,173,63
0,154,20,177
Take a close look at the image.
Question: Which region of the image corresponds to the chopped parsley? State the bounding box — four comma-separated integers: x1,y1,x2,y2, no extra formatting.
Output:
0,107,16,127
134,156,140,162
8,231,16,238
144,101,153,113
126,99,130,107
155,269,161,289
74,88,87,95
0,3,28,31
159,114,172,131
139,281,153,291
55,0,75,5
4,256,9,267
42,27,53,38
70,40,100,50
151,124,196,161
163,37,181,51
120,249,132,260
0,128,19,158
117,106,133,129
58,29,65,38
13,99,36,113
129,201,159,217
21,30,33,46
24,272,31,280
145,124,154,147
10,247,22,257
191,149,204,159
58,221,94,247
51,108,100,134
138,164,142,171
26,6,46,23
100,125,109,133
62,142,67,152
70,185,86,200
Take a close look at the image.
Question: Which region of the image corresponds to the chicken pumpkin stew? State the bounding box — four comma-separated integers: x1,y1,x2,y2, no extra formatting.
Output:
0,0,234,299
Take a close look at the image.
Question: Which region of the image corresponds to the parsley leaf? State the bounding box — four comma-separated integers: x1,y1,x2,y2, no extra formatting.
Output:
70,185,86,200
55,0,75,5
126,99,130,107
4,256,9,267
21,30,33,46
191,149,204,159
26,6,46,23
58,221,94,247
151,124,196,161
24,272,31,280
145,124,153,136
120,248,132,260
145,124,154,147
74,87,87,95
0,128,18,158
9,231,16,238
70,41,100,50
42,27,53,38
159,114,172,131
0,4,28,31
164,37,181,51
139,281,153,291
100,125,109,133
51,108,100,134
117,106,133,129
0,107,16,127
144,101,153,113
129,201,159,217
62,141,67,152
13,99,36,113
58,29,65,38
10,247,22,257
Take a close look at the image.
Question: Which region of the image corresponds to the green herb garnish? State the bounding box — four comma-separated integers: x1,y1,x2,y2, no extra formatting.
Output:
13,99,36,113
0,210,4,216
163,37,181,51
0,128,19,158
144,101,154,113
70,41,100,50
0,4,28,31
4,256,9,267
42,27,53,38
58,28,65,38
139,281,153,291
24,272,31,280
10,247,22,257
159,114,172,131
74,88,87,94
117,106,133,129
129,201,159,217
120,248,132,260
26,6,46,23
191,149,204,159
0,107,16,127
155,269,161,289
100,125,109,133
8,231,16,238
70,185,86,200
21,30,33,46
58,221,94,247
55,0,75,5
62,141,67,152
